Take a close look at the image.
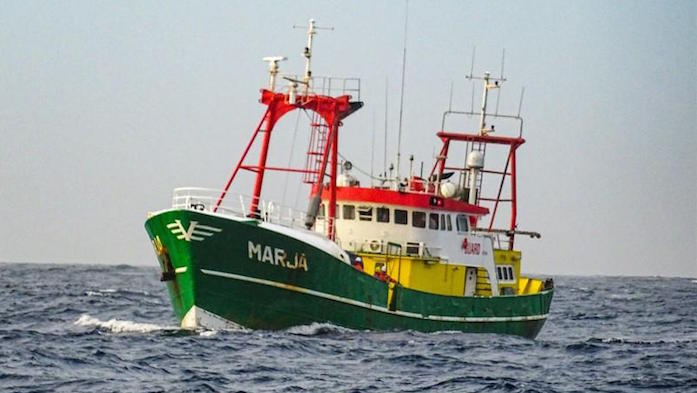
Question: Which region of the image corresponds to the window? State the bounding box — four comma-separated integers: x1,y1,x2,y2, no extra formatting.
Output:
440,215,447,231
395,209,408,225
456,214,469,233
406,242,421,255
412,211,426,228
376,207,390,223
496,265,515,282
429,213,439,230
343,205,355,220
317,203,325,219
446,215,452,231
358,206,373,221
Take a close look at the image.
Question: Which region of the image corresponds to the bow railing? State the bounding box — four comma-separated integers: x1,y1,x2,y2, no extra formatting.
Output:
171,187,316,231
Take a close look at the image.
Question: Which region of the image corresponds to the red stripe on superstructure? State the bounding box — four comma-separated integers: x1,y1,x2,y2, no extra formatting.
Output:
320,186,489,215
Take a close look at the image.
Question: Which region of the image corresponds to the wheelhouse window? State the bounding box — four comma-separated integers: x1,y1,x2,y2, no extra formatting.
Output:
429,213,439,230
412,211,426,228
343,205,355,220
394,209,408,225
440,214,447,231
358,206,373,221
496,265,516,282
446,214,452,231
376,207,390,223
456,214,469,233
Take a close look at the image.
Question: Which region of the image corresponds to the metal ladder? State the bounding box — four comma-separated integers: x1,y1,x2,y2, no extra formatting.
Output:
302,111,329,184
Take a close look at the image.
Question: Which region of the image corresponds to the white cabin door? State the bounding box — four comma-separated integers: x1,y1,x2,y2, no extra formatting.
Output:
464,267,477,296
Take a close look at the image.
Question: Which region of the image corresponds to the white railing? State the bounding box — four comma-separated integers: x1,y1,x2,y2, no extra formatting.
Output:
172,187,311,230
276,74,361,100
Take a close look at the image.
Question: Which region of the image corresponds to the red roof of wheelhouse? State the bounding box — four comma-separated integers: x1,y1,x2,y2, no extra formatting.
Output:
320,186,490,215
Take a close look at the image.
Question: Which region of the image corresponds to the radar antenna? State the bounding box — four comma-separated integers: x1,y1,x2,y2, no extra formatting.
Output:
262,56,287,91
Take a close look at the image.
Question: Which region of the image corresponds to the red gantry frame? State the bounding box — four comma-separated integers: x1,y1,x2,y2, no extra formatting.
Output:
429,132,526,250
214,89,362,240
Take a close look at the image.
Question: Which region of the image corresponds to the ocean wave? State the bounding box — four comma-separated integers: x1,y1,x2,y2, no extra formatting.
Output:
589,334,697,346
74,314,173,334
607,293,641,300
84,289,118,297
285,322,356,336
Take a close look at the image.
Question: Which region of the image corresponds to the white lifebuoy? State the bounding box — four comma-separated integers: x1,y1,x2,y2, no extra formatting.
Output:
369,240,381,252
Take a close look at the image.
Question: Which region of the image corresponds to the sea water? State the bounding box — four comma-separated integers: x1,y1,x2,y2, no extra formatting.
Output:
1,263,695,392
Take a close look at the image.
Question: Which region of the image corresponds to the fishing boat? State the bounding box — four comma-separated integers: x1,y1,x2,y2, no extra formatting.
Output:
145,20,553,338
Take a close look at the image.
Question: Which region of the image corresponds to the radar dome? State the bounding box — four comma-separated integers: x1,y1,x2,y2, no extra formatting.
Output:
466,151,485,169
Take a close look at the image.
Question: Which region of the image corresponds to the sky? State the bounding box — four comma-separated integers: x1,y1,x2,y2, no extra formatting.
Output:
1,1,695,277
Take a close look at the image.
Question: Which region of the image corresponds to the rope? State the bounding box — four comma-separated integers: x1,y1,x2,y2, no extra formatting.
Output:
281,110,302,204
338,152,385,181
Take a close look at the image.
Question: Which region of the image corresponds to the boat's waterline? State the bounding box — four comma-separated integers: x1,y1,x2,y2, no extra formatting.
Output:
181,305,245,330
200,268,549,324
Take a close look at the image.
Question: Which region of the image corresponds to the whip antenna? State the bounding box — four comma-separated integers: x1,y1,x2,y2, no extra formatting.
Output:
383,77,389,180
517,87,526,118
370,110,376,187
495,49,505,115
448,81,454,112
468,46,476,113
396,0,409,181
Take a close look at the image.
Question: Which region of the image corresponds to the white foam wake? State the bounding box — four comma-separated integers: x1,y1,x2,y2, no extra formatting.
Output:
285,322,356,336
74,314,170,334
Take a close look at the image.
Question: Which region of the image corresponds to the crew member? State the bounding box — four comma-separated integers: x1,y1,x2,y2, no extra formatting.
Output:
352,256,364,272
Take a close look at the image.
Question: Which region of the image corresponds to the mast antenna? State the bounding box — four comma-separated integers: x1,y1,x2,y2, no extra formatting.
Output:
383,77,389,181
517,87,526,117
466,53,506,136
495,48,505,115
448,81,454,112
293,18,333,95
468,46,476,113
396,0,409,181
370,110,376,187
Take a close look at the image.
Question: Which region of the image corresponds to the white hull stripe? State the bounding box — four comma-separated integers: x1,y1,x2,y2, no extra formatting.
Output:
200,269,548,323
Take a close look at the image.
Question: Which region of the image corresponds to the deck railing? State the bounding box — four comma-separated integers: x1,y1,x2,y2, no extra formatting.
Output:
171,188,503,257
276,74,361,100
171,187,313,230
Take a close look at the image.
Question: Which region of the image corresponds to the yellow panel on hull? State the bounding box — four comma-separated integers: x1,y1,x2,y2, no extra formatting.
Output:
357,249,546,297
357,253,467,296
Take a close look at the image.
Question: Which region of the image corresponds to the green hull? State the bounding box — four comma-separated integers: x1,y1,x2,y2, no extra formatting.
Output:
145,209,553,339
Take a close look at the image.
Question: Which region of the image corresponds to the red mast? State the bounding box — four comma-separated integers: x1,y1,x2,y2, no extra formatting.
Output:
428,71,539,250
214,20,362,241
